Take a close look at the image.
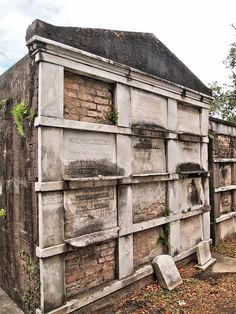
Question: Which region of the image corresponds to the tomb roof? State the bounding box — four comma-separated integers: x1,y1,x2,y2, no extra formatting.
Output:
26,19,211,96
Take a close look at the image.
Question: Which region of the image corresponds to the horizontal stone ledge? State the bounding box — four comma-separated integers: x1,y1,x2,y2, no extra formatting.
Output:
120,173,178,185
213,158,236,163
215,185,236,193
36,243,67,258
35,177,120,191
65,227,120,248
35,116,208,141
35,116,132,135
35,172,210,192
215,211,236,223
119,206,210,236
173,238,212,262
41,264,154,314
177,134,209,143
178,171,210,179
35,173,178,192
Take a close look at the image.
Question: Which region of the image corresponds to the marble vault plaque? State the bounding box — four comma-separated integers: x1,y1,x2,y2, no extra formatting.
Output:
64,186,117,238
63,130,117,178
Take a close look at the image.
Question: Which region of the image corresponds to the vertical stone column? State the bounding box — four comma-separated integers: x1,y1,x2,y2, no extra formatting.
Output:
167,98,181,256
231,163,236,210
200,108,211,240
38,62,65,312
115,84,133,278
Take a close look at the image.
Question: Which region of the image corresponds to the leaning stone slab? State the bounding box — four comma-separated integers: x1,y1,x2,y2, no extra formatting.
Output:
196,241,216,270
152,255,183,290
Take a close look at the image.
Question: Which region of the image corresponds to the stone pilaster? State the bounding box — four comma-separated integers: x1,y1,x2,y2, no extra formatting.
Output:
37,62,65,312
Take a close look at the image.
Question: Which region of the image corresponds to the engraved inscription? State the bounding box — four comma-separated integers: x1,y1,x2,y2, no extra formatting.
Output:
42,194,63,205
178,142,200,165
64,131,116,178
64,186,117,238
64,159,117,177
131,88,167,128
132,137,166,174
69,137,111,145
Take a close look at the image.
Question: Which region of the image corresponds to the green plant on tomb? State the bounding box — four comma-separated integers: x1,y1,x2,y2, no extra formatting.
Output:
0,208,6,218
19,251,40,314
11,102,28,137
158,223,171,254
164,207,171,217
176,169,186,180
107,109,119,125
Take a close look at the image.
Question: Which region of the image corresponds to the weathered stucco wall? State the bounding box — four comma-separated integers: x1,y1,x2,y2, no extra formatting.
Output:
0,55,39,311
209,117,236,243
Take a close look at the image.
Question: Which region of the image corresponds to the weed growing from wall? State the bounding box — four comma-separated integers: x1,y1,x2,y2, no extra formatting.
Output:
11,102,28,137
107,109,119,125
0,208,6,218
158,207,171,253
159,224,171,254
11,102,36,137
19,251,40,314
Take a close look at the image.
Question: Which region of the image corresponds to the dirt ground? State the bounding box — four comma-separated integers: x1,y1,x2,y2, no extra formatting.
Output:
98,234,236,314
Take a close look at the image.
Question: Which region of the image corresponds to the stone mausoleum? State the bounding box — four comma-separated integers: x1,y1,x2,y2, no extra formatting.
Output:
0,20,213,313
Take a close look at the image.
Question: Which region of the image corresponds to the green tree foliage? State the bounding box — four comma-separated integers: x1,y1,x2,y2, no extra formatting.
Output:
210,25,236,123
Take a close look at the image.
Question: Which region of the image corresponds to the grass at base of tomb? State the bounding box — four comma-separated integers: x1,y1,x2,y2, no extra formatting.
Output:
92,234,236,314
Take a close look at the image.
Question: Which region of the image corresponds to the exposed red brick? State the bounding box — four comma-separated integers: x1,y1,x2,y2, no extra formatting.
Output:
65,240,116,298
64,72,113,124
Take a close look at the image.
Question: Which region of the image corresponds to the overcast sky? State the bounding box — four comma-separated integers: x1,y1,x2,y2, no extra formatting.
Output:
0,0,235,87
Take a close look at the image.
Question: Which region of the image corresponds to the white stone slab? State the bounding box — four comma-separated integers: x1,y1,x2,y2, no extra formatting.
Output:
168,181,180,214
201,143,208,171
167,140,179,172
115,83,131,127
63,130,117,178
39,192,64,248
202,211,210,240
177,141,201,166
152,255,183,290
40,256,65,312
118,235,133,279
39,62,64,118
200,108,209,136
131,88,168,128
167,98,177,131
39,127,63,182
169,221,181,256
132,137,166,174
177,104,200,134
132,182,166,223
64,186,117,238
196,240,212,266
117,134,132,176
180,215,202,251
